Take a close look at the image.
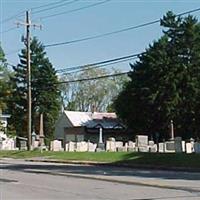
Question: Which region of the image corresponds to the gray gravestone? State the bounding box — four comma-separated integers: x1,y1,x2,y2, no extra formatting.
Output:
194,142,200,153
174,137,182,153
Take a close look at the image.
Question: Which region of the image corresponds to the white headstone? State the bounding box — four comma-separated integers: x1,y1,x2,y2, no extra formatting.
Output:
148,140,154,146
68,141,75,152
106,140,116,152
136,135,148,147
182,141,186,152
76,141,88,152
50,140,62,151
128,141,135,148
115,141,123,148
65,143,69,151
158,143,165,153
138,146,149,152
186,143,192,154
87,142,97,152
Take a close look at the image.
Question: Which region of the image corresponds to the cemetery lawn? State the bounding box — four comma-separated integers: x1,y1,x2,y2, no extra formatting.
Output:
1,151,200,170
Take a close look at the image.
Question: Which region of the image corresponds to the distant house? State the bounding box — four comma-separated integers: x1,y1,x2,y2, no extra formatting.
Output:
55,111,129,144
0,113,10,134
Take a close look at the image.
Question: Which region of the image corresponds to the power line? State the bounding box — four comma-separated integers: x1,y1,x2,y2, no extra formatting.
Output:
44,7,200,48
30,0,66,11
0,11,24,25
56,53,142,73
37,72,129,89
0,27,18,34
54,71,129,85
39,0,111,20
62,57,137,75
32,0,79,15
0,0,66,25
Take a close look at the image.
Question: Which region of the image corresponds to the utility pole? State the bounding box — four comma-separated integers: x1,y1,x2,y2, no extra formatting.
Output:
17,11,41,151
26,10,31,151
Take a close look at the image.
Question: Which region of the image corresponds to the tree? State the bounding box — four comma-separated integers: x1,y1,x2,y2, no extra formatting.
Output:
9,37,60,139
0,43,11,112
59,67,129,112
114,12,200,140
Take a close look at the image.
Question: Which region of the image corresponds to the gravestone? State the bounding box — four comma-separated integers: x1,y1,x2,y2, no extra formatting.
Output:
165,141,175,153
128,141,135,148
19,140,27,150
186,143,192,154
158,143,165,153
174,137,182,153
138,146,149,152
87,142,97,152
50,140,62,151
76,141,88,152
127,147,136,152
65,143,69,151
68,141,75,152
106,140,116,152
182,141,186,152
148,140,154,146
194,142,200,153
136,135,148,147
136,135,148,152
117,147,127,152
149,144,157,152
116,141,123,149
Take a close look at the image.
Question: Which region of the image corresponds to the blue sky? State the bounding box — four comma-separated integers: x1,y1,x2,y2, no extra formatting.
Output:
1,0,200,72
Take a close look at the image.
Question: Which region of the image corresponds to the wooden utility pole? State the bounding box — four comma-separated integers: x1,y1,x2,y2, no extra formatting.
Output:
17,11,41,150
26,11,31,151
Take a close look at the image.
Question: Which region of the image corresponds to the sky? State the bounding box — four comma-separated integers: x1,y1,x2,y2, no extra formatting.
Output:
1,0,200,73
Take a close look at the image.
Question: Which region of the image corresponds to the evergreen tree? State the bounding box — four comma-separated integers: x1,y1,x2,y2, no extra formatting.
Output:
115,12,200,140
0,43,11,112
9,37,60,139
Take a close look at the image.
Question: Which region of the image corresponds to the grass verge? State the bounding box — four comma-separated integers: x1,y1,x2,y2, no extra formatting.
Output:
1,150,200,170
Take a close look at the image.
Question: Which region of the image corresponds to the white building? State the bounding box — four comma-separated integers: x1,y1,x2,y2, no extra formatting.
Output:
0,113,10,134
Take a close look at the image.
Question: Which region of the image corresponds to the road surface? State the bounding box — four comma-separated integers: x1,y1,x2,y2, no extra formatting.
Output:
0,159,200,200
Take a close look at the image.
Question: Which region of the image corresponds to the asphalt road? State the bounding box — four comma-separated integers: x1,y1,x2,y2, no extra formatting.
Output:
0,159,200,200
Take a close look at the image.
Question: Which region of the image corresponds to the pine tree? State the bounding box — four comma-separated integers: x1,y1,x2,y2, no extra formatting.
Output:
9,37,60,139
115,12,200,140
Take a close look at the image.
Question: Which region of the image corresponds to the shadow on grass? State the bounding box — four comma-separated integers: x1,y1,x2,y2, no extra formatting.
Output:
113,152,200,170
1,154,200,181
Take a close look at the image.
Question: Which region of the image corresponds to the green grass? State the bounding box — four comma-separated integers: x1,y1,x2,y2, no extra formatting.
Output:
0,150,200,169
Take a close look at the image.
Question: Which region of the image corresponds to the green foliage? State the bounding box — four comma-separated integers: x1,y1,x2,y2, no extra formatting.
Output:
115,12,200,140
8,37,60,139
60,67,129,112
0,43,11,112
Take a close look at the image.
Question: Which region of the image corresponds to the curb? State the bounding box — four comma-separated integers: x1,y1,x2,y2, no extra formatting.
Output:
27,169,200,193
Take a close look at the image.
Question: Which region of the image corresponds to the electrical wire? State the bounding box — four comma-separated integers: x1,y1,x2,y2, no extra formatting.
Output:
0,0,67,25
61,57,137,75
56,53,142,73
32,0,79,15
39,0,111,20
30,0,67,11
0,27,18,34
44,7,200,48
